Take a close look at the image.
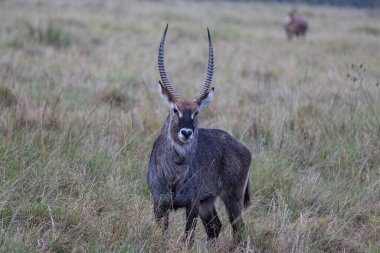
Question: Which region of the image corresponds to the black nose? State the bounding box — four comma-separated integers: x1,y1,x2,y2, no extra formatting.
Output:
181,129,193,139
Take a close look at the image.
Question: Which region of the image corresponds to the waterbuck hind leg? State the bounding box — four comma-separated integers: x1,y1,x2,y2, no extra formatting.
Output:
199,199,222,240
222,196,245,247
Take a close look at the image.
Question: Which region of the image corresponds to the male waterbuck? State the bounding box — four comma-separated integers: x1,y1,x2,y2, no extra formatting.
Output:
147,25,252,246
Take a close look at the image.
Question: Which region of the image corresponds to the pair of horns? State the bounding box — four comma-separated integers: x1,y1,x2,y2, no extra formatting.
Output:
158,24,214,103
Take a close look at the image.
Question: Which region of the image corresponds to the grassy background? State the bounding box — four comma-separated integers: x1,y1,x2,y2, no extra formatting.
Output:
0,0,379,252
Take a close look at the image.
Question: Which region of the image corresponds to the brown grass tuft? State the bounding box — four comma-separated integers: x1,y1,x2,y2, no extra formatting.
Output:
94,89,135,109
0,86,17,107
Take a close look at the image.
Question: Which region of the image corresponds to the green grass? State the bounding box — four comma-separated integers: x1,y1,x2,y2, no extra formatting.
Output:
353,25,380,36
0,0,380,252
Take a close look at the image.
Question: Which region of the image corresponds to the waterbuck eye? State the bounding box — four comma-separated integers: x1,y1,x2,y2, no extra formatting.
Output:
193,111,199,118
173,108,179,114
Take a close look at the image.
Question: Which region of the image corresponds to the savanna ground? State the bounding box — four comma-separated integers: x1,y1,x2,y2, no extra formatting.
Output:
0,0,379,252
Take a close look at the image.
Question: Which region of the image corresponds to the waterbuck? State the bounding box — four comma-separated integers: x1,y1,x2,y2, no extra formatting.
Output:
284,9,309,40
147,24,252,246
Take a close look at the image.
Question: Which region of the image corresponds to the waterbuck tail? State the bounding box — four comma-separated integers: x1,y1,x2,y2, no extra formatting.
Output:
244,179,250,208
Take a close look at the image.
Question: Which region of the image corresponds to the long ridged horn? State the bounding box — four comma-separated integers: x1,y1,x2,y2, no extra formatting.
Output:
158,24,179,100
194,28,214,103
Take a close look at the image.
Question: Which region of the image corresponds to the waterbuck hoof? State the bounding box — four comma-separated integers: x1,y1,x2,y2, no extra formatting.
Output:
179,232,195,248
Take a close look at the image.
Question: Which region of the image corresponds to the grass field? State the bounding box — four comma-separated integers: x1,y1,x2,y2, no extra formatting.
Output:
1,0,380,252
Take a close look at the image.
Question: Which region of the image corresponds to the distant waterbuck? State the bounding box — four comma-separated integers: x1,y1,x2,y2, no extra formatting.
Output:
147,24,252,246
284,9,309,40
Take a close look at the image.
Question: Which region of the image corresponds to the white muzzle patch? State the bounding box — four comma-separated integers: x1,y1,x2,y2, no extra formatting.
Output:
178,128,193,143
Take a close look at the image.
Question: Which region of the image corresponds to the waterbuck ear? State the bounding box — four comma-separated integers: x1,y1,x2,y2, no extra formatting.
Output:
197,87,214,111
158,80,176,109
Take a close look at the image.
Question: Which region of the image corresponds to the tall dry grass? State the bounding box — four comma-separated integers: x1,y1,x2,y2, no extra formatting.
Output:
0,0,379,252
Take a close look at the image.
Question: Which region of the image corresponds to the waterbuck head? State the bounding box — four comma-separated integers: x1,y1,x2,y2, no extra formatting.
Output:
158,24,214,145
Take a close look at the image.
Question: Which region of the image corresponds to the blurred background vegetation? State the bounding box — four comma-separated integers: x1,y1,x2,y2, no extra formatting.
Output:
232,0,379,8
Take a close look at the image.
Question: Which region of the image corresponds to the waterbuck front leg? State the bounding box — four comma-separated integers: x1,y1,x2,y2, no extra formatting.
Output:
153,194,171,235
182,203,199,246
